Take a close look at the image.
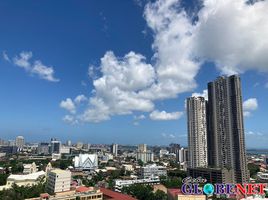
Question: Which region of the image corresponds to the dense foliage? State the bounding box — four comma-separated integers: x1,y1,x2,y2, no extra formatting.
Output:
122,184,167,200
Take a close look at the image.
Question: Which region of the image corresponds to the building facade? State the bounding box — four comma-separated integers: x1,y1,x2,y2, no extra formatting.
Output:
46,169,71,194
139,164,167,179
207,75,249,183
187,97,208,168
74,154,98,170
111,143,118,156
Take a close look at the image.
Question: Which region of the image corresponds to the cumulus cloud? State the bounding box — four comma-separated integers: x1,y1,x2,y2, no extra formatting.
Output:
194,0,268,75
60,98,76,114
4,51,59,82
243,98,258,117
61,0,268,123
62,115,78,125
74,95,87,104
191,89,208,100
150,110,183,121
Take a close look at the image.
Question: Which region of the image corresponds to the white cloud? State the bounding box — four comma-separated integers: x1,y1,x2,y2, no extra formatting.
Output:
62,115,78,125
243,98,258,117
150,110,183,121
246,131,263,136
191,89,208,100
74,95,87,104
265,82,268,88
61,0,268,123
162,133,176,139
32,61,59,82
5,51,59,82
194,0,268,74
13,51,32,70
2,51,10,62
60,98,76,114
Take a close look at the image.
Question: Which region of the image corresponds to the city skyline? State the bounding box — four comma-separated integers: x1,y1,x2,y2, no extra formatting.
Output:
0,0,268,148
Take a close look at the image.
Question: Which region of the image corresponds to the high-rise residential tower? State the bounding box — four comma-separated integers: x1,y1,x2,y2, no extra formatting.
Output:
207,75,249,183
15,136,25,150
187,97,208,168
111,143,118,156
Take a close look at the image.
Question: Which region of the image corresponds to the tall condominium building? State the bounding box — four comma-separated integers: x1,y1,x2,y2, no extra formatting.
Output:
169,143,180,162
187,97,208,168
111,143,118,156
207,75,249,183
138,144,147,152
50,139,61,154
15,136,24,150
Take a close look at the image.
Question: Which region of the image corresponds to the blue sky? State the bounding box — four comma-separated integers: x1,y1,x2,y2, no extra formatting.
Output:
0,0,267,148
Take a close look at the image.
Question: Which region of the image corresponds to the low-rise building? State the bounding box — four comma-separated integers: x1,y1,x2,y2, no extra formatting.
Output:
139,164,167,179
257,171,268,183
23,162,37,174
0,171,45,191
46,169,71,194
74,154,98,170
25,187,103,200
114,177,160,192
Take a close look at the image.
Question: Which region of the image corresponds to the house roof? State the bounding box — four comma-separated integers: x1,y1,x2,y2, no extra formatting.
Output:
100,188,137,200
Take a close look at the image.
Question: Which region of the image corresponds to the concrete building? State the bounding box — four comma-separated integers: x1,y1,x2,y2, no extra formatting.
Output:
26,187,103,200
15,136,24,150
46,169,71,194
257,172,268,183
115,177,160,192
187,167,234,184
160,149,169,158
50,139,61,154
139,164,167,179
169,143,180,162
187,96,208,168
0,171,45,191
138,144,147,152
74,154,98,170
178,147,188,163
111,143,118,156
23,162,37,174
37,142,50,155
136,151,154,163
60,145,70,154
207,75,249,183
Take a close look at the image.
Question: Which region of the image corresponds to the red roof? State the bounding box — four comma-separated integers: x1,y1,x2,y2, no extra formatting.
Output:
76,186,92,193
167,188,183,197
100,188,137,200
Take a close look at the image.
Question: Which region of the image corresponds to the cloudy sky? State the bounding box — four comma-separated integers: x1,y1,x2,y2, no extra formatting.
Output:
0,0,267,148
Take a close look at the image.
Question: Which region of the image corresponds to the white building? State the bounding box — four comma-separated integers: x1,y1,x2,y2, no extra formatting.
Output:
160,149,169,158
187,96,208,168
111,144,118,156
74,154,98,170
15,136,24,150
60,145,70,154
115,177,160,192
139,164,167,179
0,171,45,191
136,151,154,163
46,169,71,194
138,144,147,152
23,162,37,174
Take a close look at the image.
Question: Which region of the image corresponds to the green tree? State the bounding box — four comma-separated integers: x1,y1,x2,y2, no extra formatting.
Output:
248,163,260,177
